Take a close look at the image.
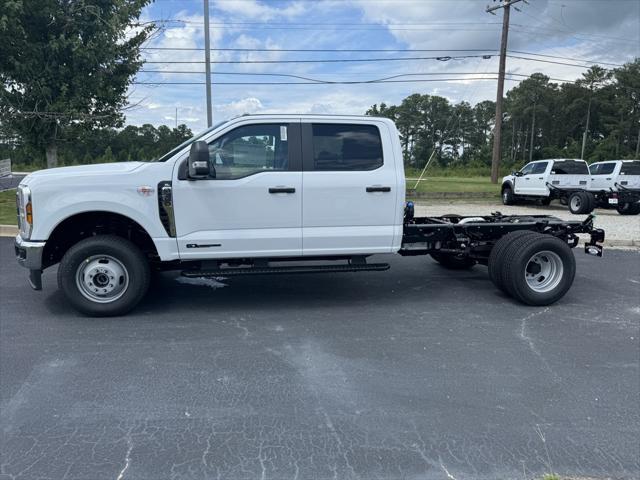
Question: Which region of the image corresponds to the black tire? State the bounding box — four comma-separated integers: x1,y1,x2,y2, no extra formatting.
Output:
57,235,151,316
500,233,576,306
616,202,640,215
502,185,515,205
488,231,539,292
537,197,551,206
585,192,596,213
430,252,476,270
568,191,591,214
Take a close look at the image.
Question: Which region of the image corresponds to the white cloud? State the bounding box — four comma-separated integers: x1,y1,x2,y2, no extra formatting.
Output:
213,0,306,21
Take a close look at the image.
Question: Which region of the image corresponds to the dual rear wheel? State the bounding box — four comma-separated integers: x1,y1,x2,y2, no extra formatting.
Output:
488,231,576,305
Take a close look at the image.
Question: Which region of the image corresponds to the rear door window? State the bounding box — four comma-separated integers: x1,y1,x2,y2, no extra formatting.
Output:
620,161,640,175
551,161,589,175
310,124,383,171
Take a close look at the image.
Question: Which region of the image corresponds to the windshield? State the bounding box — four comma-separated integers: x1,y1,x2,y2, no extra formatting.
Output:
620,161,640,175
154,120,228,162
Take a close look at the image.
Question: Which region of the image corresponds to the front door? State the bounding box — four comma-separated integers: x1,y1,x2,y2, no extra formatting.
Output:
527,161,550,195
513,162,535,194
301,121,399,256
172,122,303,260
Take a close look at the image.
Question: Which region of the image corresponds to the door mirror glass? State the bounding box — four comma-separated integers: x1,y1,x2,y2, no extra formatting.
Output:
188,141,213,179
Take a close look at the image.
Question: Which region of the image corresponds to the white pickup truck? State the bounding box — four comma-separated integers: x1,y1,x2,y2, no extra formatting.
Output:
588,160,640,215
501,158,640,215
15,115,605,316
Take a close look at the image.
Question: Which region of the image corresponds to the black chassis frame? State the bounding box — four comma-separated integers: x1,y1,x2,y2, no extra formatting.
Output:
546,183,640,209
399,211,605,263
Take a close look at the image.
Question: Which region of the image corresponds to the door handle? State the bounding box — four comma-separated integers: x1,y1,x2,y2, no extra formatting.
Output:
606,178,612,180
366,186,391,193
524,177,530,180
538,177,544,180
268,187,295,194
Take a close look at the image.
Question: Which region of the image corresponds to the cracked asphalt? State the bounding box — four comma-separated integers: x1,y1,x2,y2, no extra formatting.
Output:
1,237,639,480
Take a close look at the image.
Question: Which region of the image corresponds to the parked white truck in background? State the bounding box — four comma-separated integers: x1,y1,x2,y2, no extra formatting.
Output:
15,115,605,316
588,160,640,215
501,158,640,215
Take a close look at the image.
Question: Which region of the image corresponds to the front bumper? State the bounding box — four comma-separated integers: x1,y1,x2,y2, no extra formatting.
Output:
15,235,46,290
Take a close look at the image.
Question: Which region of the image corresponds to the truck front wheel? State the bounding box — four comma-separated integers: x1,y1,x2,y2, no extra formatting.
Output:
501,186,515,205
58,235,151,316
500,233,576,306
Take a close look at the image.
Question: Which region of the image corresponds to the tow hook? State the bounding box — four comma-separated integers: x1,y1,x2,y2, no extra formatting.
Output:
585,244,603,257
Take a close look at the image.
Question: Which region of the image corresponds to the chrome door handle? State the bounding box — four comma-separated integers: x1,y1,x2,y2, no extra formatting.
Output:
269,187,295,194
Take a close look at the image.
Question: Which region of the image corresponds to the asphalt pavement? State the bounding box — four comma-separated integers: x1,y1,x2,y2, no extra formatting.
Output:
1,237,638,480
0,175,25,192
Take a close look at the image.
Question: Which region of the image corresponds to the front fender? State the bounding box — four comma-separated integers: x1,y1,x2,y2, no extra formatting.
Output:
31,193,166,241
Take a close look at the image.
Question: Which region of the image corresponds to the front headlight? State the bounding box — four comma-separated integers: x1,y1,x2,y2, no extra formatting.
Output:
16,186,33,239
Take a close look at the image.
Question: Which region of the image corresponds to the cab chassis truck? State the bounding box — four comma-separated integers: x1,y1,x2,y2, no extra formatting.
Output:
14,115,605,316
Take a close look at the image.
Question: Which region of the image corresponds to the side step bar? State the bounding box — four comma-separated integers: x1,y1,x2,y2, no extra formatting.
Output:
181,262,390,278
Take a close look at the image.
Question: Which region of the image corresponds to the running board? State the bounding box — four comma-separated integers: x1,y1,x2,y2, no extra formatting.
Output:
181,263,390,278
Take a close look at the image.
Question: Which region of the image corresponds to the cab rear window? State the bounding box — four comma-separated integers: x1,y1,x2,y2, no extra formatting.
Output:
551,161,589,175
620,161,640,175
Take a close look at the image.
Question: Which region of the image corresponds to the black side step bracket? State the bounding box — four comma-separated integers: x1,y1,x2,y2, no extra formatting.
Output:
181,262,390,278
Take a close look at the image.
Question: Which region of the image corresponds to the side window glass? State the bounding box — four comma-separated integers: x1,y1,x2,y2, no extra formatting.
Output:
208,124,289,179
311,124,383,171
589,164,601,175
520,163,534,175
596,163,615,175
531,162,548,175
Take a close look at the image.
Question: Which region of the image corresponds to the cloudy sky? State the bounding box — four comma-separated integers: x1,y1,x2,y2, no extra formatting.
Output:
125,0,640,132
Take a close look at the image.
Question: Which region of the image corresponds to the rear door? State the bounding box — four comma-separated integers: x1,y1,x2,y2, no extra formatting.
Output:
549,160,590,189
589,161,616,190
301,121,399,256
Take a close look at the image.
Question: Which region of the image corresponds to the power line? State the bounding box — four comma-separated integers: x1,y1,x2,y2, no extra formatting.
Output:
141,47,499,52
142,54,491,64
133,77,503,85
137,70,577,84
140,54,615,70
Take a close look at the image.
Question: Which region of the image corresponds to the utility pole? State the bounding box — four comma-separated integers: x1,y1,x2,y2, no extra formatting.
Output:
486,0,523,183
580,95,592,159
203,0,213,127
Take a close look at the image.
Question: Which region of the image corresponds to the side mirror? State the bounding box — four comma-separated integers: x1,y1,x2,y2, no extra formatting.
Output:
188,141,213,179
513,171,523,177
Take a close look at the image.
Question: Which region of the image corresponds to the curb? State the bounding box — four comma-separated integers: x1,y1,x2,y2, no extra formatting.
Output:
0,225,18,236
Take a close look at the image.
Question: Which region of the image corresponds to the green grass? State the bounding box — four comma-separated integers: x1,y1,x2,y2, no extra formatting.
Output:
407,176,499,194
0,189,17,225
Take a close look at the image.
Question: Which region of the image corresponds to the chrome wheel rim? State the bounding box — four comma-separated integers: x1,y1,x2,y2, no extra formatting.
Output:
76,255,129,303
570,196,581,211
525,250,563,293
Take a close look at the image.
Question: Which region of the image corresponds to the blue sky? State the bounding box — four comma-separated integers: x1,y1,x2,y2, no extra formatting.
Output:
125,0,640,132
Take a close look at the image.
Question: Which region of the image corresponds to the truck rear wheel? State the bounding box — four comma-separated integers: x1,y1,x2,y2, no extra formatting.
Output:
500,233,576,306
58,235,150,316
488,230,539,292
568,191,594,214
616,202,640,215
430,252,476,269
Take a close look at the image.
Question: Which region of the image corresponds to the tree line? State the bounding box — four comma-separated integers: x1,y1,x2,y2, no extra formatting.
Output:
367,60,640,172
0,123,193,168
